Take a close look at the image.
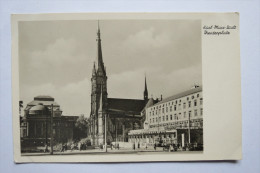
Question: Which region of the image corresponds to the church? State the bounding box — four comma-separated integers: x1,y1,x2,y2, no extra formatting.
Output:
89,24,156,146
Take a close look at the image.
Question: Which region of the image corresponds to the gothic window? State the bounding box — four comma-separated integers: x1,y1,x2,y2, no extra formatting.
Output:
162,116,165,121
200,98,203,105
194,100,197,106
166,115,168,121
166,107,168,112
170,106,172,112
189,101,191,107
170,115,172,120
200,108,203,116
183,103,186,109
174,105,176,111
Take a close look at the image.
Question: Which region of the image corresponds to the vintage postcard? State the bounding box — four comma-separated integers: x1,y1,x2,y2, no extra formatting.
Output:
12,13,241,162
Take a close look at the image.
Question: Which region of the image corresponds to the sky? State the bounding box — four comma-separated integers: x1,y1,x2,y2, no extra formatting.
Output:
19,20,202,117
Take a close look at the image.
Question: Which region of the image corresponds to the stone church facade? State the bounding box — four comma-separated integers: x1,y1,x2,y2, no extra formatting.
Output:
89,24,153,146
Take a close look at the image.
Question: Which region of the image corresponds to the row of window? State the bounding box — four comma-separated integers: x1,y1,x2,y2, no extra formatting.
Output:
149,108,203,124
149,119,203,128
150,93,201,111
149,98,203,116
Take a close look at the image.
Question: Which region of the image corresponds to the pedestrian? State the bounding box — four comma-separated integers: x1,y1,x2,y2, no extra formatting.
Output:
145,143,147,150
117,143,119,150
169,144,173,152
64,143,68,151
133,143,135,150
138,142,140,149
44,144,48,153
78,142,81,151
154,143,156,151
71,143,74,152
60,143,65,152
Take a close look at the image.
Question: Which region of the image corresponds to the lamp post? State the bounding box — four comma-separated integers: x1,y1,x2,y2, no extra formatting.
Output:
188,112,191,144
157,109,160,145
50,104,54,155
45,107,47,149
104,113,107,152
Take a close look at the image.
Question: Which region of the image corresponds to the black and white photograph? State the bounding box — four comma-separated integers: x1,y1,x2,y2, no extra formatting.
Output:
18,19,203,156
12,13,241,162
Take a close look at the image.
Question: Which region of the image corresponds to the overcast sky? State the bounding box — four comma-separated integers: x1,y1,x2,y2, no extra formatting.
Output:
19,20,202,116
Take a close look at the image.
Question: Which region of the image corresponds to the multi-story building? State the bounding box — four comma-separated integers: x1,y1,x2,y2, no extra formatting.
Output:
20,96,78,150
128,86,203,148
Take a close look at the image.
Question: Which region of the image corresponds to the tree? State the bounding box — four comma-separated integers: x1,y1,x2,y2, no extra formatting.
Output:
74,115,90,139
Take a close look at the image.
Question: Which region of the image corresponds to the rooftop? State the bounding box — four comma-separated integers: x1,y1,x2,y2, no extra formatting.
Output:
34,95,54,101
150,86,202,108
107,98,146,114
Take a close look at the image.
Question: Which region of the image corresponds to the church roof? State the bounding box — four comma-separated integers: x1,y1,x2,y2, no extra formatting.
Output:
107,98,146,114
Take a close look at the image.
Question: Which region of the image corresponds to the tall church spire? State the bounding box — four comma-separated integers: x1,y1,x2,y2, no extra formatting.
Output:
92,62,96,76
96,21,106,76
144,75,148,101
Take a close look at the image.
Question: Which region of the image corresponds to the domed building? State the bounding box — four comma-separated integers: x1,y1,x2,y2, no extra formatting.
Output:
20,96,78,149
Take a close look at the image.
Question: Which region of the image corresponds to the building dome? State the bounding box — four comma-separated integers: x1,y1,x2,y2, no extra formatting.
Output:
29,103,49,115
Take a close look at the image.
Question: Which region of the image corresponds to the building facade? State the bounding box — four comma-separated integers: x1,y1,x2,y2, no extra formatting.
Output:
128,86,203,148
20,96,78,150
89,24,152,146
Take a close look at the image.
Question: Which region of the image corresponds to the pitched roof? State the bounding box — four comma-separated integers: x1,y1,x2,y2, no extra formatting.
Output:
151,86,202,107
107,98,146,114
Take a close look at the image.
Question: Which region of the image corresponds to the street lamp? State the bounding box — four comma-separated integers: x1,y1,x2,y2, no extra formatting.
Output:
104,113,107,152
50,104,54,155
188,111,191,144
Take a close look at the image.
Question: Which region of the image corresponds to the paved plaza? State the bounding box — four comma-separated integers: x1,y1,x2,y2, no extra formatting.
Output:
21,148,202,156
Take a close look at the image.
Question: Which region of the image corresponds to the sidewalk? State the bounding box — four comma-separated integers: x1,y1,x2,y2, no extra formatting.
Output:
21,147,201,156
21,147,162,156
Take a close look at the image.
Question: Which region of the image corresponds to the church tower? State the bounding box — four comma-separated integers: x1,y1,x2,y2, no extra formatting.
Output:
144,75,148,101
90,22,108,146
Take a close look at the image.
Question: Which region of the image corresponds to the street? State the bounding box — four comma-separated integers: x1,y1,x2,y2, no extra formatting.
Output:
21,148,202,156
